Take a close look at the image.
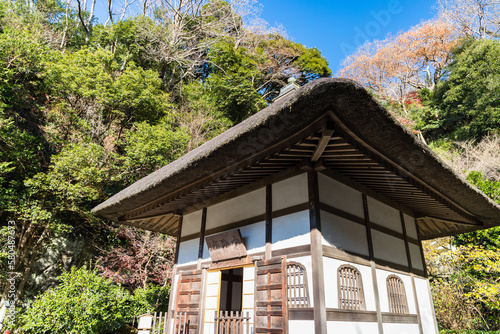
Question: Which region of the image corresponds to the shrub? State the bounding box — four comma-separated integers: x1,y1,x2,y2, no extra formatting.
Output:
20,266,135,334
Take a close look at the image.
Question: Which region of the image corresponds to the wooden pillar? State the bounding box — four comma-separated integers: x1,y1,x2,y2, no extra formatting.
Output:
362,195,384,334
307,171,327,334
400,212,424,334
168,215,184,332
197,208,207,270
265,184,272,260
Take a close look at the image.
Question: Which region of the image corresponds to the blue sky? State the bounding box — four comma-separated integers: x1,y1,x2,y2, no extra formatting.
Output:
94,0,437,73
257,0,437,73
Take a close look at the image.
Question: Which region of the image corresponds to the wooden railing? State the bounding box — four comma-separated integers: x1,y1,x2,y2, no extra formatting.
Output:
137,312,189,334
214,311,250,334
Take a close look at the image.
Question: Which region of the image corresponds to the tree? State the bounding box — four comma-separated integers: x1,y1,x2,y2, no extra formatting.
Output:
431,39,500,140
437,0,500,39
338,20,457,110
97,226,176,290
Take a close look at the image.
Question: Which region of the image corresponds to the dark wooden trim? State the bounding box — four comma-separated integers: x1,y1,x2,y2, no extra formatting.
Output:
381,313,419,324
417,229,428,278
198,208,207,260
273,244,311,258
174,215,183,265
180,203,308,243
180,213,266,242
308,170,327,334
320,168,415,217
374,258,410,273
322,245,371,266
362,194,374,261
326,309,378,322
401,211,413,272
289,308,314,320
265,184,272,260
183,166,304,215
272,203,309,219
319,202,365,226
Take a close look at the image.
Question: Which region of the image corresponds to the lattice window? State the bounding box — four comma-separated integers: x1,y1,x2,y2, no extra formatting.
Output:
387,275,409,314
338,264,366,310
286,262,310,308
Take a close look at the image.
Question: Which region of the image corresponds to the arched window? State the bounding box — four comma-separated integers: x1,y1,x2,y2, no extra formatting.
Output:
286,262,310,308
386,275,409,314
338,264,365,310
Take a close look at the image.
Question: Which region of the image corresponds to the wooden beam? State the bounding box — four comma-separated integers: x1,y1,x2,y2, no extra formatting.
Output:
311,121,335,162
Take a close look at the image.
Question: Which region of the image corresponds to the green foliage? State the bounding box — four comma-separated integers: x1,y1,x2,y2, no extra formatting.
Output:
454,172,500,249
19,266,134,333
122,121,190,182
133,284,171,314
206,40,266,123
431,39,500,140
297,47,331,81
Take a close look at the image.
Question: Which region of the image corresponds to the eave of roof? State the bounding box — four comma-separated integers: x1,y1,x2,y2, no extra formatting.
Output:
92,78,500,239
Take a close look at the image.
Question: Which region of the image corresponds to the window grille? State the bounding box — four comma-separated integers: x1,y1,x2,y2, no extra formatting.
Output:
387,275,409,314
286,262,310,308
338,264,366,310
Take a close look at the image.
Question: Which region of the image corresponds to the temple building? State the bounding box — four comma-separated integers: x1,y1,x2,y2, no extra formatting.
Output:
93,78,500,334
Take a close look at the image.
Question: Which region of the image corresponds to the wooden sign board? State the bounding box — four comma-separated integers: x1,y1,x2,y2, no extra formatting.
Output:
205,229,247,262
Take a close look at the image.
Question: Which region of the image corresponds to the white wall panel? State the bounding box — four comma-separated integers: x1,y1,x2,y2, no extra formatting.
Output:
318,173,364,218
206,188,265,229
181,209,202,237
327,321,379,334
372,230,408,266
203,271,220,334
289,320,314,334
323,257,375,311
415,277,438,334
272,210,310,250
367,196,402,233
272,173,308,211
383,323,420,334
177,239,199,265
375,268,416,314
403,214,418,240
321,210,369,256
409,243,424,271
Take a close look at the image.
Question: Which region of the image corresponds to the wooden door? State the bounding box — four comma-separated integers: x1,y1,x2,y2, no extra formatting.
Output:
174,270,204,333
254,257,287,334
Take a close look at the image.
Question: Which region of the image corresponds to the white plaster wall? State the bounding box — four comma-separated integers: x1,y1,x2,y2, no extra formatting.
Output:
371,230,408,266
206,188,265,230
181,209,202,237
375,268,417,314
367,196,402,233
327,321,379,333
323,257,376,311
203,271,220,334
318,173,364,218
289,320,314,334
415,277,439,334
321,210,369,256
409,243,424,271
202,221,266,261
272,210,311,251
177,238,199,265
272,173,308,211
403,214,419,240
288,256,314,305
383,323,420,334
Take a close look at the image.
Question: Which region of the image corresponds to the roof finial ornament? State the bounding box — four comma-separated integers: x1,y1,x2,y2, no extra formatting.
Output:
277,76,300,99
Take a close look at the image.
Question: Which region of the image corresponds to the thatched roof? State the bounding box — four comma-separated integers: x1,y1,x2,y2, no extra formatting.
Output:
92,78,500,239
